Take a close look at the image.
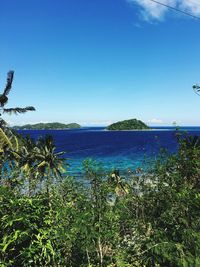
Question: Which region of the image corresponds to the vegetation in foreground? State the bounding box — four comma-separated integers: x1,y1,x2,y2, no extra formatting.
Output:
107,119,150,130
0,71,200,266
1,127,200,266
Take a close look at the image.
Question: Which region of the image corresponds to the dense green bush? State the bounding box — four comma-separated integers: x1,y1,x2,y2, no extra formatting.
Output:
0,133,200,266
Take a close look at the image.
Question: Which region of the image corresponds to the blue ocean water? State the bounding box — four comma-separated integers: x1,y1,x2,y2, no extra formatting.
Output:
18,126,200,175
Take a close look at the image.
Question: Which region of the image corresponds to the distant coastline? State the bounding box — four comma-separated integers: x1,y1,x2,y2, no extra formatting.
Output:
12,122,81,130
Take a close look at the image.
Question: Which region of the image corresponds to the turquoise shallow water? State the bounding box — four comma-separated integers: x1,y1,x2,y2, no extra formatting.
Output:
18,126,200,175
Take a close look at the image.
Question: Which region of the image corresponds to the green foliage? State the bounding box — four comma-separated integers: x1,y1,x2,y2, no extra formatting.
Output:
1,125,200,266
107,119,149,130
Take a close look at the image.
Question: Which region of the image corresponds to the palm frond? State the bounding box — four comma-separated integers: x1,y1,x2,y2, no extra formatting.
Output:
0,95,8,107
3,106,36,115
0,71,14,107
0,128,13,152
24,106,36,111
193,84,200,96
3,71,14,96
193,84,200,89
0,118,7,128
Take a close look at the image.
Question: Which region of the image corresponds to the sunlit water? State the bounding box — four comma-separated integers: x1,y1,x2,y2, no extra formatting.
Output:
18,126,200,175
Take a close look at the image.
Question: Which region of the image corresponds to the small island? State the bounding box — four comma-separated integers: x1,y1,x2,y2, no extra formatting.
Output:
12,122,81,130
107,119,150,130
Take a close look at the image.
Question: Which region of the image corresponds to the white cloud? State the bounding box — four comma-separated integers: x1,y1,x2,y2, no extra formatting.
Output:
128,0,200,21
10,120,50,126
79,120,114,126
181,0,200,16
147,118,164,124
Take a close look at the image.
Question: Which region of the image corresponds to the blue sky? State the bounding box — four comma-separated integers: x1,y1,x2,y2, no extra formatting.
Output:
1,0,200,126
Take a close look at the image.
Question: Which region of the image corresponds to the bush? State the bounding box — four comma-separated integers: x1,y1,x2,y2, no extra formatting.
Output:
0,135,200,266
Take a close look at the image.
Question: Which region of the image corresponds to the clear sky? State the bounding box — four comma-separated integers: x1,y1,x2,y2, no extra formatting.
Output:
1,0,200,126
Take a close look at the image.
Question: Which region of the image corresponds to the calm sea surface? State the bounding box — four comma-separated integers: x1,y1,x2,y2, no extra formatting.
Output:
18,127,200,175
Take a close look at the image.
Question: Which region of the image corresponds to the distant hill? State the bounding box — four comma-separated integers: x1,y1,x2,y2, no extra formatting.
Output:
107,119,149,130
12,122,81,130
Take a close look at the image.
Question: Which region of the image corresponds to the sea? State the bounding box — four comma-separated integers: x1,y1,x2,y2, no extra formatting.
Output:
18,126,200,176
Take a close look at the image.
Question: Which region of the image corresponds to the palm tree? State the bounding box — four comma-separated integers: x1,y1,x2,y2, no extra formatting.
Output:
0,71,67,193
0,70,35,152
8,135,66,195
12,136,38,194
32,136,67,205
0,70,36,186
0,70,35,119
35,136,66,184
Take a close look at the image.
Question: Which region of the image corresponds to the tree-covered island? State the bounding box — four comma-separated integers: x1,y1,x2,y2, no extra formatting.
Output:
12,122,81,130
107,118,150,130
